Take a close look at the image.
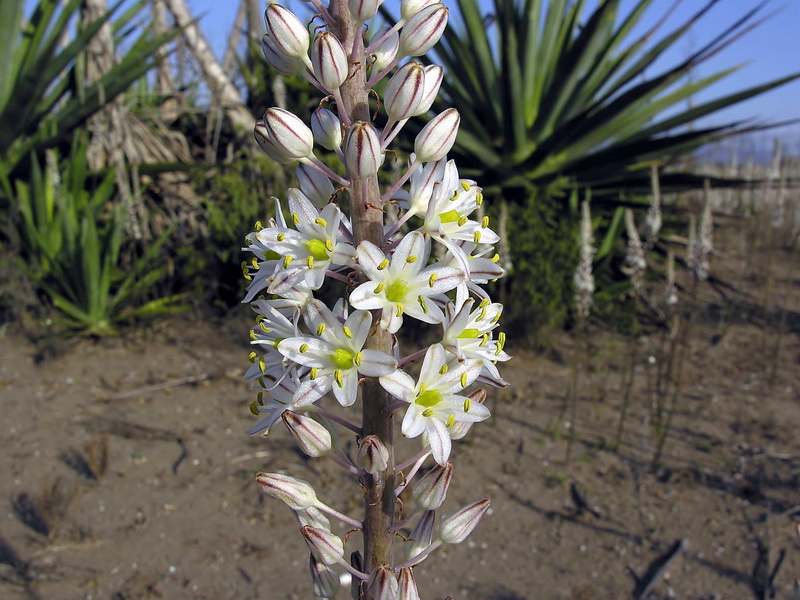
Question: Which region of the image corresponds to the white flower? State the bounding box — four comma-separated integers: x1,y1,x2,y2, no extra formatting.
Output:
246,369,304,436
278,300,398,407
256,190,356,294
349,231,465,333
379,344,489,465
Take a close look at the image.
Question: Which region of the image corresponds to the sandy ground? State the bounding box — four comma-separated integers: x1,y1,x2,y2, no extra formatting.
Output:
1,220,798,600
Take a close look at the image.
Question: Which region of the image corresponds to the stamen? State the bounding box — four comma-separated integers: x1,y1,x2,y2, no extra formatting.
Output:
254,220,263,232
306,256,315,269
291,212,300,224
354,352,362,366
300,343,309,353
342,326,352,338
463,397,472,412
335,369,344,388
248,351,257,363
491,253,500,263
283,256,293,268
316,323,326,336
314,217,327,227
325,239,334,252
418,296,428,314
478,307,487,321
473,231,481,244
480,333,489,346
428,273,438,287
395,303,404,317
374,282,385,294
457,216,468,227
461,181,471,191
422,408,434,417
277,233,285,242
258,356,266,373
250,329,256,341
460,372,468,387
479,298,491,308
439,364,448,375
377,258,390,270
406,255,418,263
445,414,455,428
310,367,318,380
482,216,489,228
476,192,484,205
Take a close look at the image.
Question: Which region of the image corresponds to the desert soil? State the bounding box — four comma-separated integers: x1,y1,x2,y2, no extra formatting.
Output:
0,216,798,600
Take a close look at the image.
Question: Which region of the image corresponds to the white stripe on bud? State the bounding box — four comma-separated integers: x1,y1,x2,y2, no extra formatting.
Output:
367,565,398,600
357,435,390,475
302,525,345,565
412,462,452,509
399,3,448,57
282,411,332,457
349,0,383,22
414,65,443,115
405,510,435,564
385,61,426,122
439,498,490,544
345,121,382,178
414,108,459,163
371,26,399,72
265,107,314,161
261,34,306,76
256,472,319,510
311,107,343,151
265,4,310,59
309,554,340,598
297,163,335,207
398,567,421,600
312,31,349,91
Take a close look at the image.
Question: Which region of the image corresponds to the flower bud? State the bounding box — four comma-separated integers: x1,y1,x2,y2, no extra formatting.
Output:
265,4,310,59
256,472,319,510
367,565,398,600
282,411,332,457
344,121,382,177
439,498,490,544
357,435,390,475
302,525,345,565
296,506,332,531
413,65,443,115
405,510,435,564
385,62,425,122
398,567,421,600
412,462,452,509
413,108,459,163
254,119,294,164
309,554,340,598
312,31,349,91
296,163,335,207
349,0,383,22
449,388,486,440
350,552,364,600
261,34,306,76
311,107,343,150
371,27,399,73
399,4,448,58
265,107,314,160
401,0,438,21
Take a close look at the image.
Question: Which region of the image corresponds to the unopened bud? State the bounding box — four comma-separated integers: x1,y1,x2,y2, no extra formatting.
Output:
265,4,310,59
265,107,314,161
398,567,421,600
405,510,435,564
412,462,452,509
414,65,443,115
385,62,425,122
296,506,332,531
357,435,390,474
311,107,343,150
367,565,398,600
309,554,340,598
302,525,345,565
350,552,364,600
296,163,335,207
254,119,294,164
449,388,486,440
399,4,448,57
414,108,459,163
345,121,382,177
371,27,399,72
256,472,319,510
312,31,349,91
349,0,383,22
261,34,306,76
282,411,332,457
439,498,490,544
401,0,438,21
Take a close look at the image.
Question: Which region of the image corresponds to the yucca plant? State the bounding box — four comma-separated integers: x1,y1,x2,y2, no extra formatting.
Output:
422,0,800,197
13,134,185,336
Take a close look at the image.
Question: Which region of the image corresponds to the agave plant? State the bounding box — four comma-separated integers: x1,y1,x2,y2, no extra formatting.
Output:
424,0,800,197
0,0,178,183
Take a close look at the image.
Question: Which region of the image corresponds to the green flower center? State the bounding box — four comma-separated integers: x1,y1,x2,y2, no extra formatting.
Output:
415,389,443,408
306,239,330,261
439,209,460,223
458,328,480,339
385,280,408,303
330,348,355,369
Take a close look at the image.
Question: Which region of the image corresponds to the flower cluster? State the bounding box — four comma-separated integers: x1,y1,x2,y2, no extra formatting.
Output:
241,1,509,597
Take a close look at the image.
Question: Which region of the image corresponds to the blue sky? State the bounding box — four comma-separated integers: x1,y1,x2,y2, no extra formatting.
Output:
189,0,799,154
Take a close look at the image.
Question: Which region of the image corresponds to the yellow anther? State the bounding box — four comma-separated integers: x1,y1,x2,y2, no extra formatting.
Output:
310,367,318,380
260,324,272,334
258,356,266,373
248,351,257,363
457,216,468,227
335,369,344,388
354,352,362,366
422,408,434,418
374,282,385,294
314,217,327,227
343,326,353,338
461,181,471,191
480,333,489,347
439,364,448,375
476,192,484,205
491,253,500,263
406,255,418,263
445,414,456,428
498,332,506,348
291,212,300,224
250,329,257,341
277,232,285,242
492,311,502,323
428,273,438,287
377,258,390,270
449,190,460,202
463,397,472,412
254,220,263,232
479,298,491,308
395,303,404,317
249,400,261,416
300,343,309,353
460,372,468,387
418,296,428,314
473,231,482,244
251,257,260,269
316,323,326,336
306,256,314,269
482,216,489,228
479,307,488,321
325,239,334,252
419,384,426,393
257,391,264,405
283,256,293,268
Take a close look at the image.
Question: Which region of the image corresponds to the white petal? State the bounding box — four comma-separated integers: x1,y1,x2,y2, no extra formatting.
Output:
288,188,319,225
392,231,426,274
427,419,452,466
333,370,359,407
413,265,465,296
356,241,386,280
292,375,333,408
345,310,372,349
402,406,426,438
379,370,416,402
418,344,446,385
358,350,398,377
349,282,388,310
